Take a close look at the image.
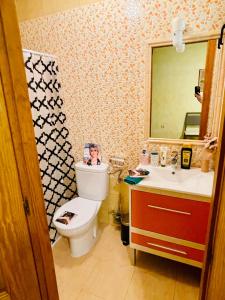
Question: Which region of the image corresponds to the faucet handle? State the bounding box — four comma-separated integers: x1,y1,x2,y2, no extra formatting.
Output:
171,150,178,159
170,151,179,167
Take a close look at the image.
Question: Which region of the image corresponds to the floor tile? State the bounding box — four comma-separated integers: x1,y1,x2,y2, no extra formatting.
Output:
90,224,131,266
125,260,176,300
53,238,99,300
53,224,200,300
83,259,134,300
173,263,201,300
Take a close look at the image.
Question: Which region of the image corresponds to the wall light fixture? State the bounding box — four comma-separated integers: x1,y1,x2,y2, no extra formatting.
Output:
172,17,186,53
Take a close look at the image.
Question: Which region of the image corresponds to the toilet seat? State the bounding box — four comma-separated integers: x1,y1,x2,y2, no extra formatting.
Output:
53,197,98,230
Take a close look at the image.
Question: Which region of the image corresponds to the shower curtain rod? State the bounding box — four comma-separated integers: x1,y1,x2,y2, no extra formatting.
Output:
23,48,57,59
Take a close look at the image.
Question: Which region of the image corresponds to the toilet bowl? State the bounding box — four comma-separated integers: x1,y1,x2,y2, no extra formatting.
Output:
53,162,108,257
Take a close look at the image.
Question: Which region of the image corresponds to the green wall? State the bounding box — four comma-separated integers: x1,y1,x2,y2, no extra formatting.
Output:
151,42,207,139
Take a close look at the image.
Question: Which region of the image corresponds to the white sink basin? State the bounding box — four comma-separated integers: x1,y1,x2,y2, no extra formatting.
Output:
150,167,200,183
136,165,214,197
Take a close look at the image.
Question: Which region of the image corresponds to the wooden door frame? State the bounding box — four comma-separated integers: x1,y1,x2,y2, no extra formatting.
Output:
201,97,225,300
200,96,225,298
0,1,59,299
199,39,217,139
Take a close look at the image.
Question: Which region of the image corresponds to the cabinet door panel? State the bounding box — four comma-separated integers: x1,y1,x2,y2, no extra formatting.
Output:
131,190,210,244
132,233,204,263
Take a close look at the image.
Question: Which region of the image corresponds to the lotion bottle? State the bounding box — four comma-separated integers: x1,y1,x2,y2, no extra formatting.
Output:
181,144,192,169
160,147,168,167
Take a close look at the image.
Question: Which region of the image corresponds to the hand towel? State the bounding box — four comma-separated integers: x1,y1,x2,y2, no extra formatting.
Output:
124,176,143,185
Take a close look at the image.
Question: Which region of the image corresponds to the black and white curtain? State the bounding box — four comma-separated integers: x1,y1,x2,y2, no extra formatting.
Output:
23,51,77,243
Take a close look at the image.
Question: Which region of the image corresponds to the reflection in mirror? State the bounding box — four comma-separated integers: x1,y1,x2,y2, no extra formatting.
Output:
150,41,213,140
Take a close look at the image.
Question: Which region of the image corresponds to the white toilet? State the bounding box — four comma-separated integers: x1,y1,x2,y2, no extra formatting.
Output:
53,161,109,257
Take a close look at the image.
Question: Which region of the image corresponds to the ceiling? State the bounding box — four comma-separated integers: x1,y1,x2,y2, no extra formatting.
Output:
15,0,101,21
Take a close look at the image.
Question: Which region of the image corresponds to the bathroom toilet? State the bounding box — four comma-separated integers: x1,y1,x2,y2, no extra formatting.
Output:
53,162,108,257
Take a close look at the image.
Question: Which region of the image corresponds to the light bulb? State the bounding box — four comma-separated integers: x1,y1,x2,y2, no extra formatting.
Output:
176,44,185,53
172,31,183,47
172,17,186,53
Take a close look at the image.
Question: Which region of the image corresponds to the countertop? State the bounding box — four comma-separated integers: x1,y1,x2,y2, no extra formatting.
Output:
132,165,214,198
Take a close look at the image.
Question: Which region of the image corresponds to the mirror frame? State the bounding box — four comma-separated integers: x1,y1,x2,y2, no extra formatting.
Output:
144,32,221,145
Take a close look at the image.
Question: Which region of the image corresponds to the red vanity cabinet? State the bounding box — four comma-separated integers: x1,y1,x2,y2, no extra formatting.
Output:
130,189,211,268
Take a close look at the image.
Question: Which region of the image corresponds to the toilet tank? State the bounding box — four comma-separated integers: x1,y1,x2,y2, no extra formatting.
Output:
75,162,109,201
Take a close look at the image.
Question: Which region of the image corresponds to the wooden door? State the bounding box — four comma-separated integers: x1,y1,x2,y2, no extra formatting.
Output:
0,74,41,299
199,35,225,299
0,1,59,299
200,94,225,299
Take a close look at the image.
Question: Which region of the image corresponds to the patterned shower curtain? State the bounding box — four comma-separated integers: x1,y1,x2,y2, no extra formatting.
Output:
23,52,77,243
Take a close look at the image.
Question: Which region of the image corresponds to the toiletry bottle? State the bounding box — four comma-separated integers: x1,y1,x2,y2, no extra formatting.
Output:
160,147,168,167
140,149,150,165
181,144,192,169
150,149,159,166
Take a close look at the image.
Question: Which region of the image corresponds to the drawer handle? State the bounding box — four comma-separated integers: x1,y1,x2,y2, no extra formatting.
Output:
147,204,191,216
146,242,187,255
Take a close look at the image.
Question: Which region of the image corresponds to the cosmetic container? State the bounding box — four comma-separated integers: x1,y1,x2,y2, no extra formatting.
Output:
160,147,168,167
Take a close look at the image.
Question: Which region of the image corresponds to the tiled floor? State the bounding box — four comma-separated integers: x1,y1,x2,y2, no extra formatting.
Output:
53,224,201,300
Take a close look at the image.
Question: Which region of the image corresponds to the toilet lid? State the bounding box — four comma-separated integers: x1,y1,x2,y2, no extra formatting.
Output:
53,197,98,230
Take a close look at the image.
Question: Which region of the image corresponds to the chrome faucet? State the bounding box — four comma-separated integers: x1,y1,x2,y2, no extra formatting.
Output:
170,151,178,173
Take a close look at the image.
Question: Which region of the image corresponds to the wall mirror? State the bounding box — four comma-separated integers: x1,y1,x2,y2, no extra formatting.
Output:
145,35,221,142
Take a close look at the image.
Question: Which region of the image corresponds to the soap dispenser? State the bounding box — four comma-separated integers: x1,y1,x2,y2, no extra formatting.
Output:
140,149,150,165
140,143,150,165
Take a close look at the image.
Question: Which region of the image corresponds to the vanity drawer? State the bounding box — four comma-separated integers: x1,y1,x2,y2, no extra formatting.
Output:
131,232,204,263
131,190,210,244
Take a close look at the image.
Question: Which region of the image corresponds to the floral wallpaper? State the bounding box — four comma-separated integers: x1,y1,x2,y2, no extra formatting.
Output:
19,0,225,169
